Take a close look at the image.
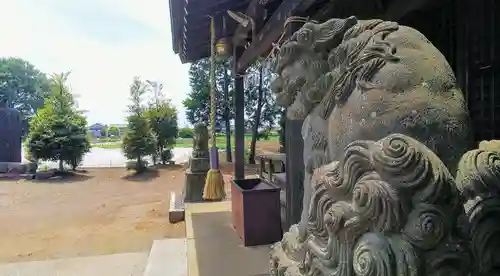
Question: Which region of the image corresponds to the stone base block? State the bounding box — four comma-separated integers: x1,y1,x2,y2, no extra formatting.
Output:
188,157,210,173
168,192,185,223
35,170,56,180
183,170,207,202
0,162,38,174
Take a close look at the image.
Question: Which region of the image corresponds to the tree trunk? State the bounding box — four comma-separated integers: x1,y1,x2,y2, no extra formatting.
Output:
223,62,232,162
136,156,142,172
248,65,264,165
160,145,166,165
59,159,64,172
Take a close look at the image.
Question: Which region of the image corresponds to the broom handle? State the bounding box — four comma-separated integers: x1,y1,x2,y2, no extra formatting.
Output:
209,16,216,148
209,16,219,169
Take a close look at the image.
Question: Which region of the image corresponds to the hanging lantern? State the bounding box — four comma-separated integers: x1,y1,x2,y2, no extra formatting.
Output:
215,37,232,61
214,14,232,61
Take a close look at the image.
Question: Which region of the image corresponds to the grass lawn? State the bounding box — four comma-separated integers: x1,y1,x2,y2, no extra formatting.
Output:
174,135,279,149
92,143,122,149
91,135,280,150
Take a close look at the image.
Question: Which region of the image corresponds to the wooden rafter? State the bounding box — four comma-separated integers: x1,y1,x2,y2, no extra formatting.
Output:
236,0,318,72
232,0,277,46
180,0,189,61
178,0,253,63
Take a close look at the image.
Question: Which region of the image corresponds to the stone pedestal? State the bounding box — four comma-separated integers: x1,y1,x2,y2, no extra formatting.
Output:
183,156,209,202
0,162,37,174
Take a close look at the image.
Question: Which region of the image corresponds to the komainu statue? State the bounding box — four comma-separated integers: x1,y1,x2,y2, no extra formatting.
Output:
268,16,493,275
192,122,209,158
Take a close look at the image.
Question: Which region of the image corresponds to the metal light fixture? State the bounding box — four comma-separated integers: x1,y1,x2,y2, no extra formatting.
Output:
215,36,232,60
213,14,233,61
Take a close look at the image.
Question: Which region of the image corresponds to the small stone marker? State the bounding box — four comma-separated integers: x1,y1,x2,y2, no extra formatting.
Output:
168,191,185,223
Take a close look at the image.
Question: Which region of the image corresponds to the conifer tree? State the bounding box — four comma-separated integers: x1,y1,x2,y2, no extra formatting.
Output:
122,77,156,172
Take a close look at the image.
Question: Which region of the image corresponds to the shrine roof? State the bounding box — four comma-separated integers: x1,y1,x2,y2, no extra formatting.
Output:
169,0,252,64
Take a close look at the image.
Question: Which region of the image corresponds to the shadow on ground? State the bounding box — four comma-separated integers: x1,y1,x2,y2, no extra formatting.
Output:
153,164,185,170
34,171,95,184
122,169,160,182
191,211,270,276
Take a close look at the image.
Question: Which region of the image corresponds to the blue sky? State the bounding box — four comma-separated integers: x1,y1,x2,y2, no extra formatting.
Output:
0,0,191,126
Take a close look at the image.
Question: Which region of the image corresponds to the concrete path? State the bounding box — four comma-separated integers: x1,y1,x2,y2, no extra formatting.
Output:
0,252,149,276
185,201,270,276
22,147,192,168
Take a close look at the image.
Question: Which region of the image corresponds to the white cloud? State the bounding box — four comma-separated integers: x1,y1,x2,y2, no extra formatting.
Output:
0,0,191,126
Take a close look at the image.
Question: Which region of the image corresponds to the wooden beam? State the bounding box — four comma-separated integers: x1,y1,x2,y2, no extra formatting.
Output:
233,46,246,180
384,0,434,21
185,0,242,16
232,0,269,46
311,0,340,21
236,0,317,72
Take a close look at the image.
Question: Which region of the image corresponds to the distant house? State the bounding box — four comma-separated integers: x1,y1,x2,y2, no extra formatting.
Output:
88,123,105,138
88,123,127,138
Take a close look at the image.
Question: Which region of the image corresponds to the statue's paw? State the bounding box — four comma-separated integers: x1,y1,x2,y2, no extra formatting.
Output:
270,254,303,276
270,225,306,275
478,140,500,152
278,225,307,260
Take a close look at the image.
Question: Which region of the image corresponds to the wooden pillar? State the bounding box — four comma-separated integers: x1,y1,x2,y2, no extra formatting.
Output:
233,46,245,180
283,22,305,230
284,118,304,229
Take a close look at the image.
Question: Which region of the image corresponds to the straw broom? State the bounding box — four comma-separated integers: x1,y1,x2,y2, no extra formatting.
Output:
203,16,226,201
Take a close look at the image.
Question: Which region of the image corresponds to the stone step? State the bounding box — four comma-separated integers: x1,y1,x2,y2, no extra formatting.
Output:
143,239,187,276
0,252,149,276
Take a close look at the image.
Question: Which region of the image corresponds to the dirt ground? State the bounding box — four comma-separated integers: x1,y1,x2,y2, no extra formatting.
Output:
0,140,279,264
0,167,191,263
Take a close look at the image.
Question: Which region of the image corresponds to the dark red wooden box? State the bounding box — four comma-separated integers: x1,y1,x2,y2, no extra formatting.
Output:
231,178,282,246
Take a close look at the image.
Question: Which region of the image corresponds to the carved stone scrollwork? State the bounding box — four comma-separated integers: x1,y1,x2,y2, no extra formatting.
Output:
278,134,468,276
455,140,500,276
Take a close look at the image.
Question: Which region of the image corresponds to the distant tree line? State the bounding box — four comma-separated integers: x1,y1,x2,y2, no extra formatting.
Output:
183,58,283,163
1,57,179,174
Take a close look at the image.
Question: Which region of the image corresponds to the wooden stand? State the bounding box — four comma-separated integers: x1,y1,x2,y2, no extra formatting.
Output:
231,178,282,246
256,154,286,182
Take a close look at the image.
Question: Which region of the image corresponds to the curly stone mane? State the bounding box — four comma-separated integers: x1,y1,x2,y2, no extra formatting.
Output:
272,17,400,121
318,20,400,119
